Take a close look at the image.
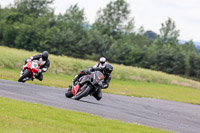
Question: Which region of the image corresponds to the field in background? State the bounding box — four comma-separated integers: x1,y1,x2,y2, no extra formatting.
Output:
0,97,170,133
1,46,200,89
1,46,200,104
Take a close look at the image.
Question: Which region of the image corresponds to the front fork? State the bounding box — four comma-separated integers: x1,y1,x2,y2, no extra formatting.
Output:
20,69,33,80
20,70,24,77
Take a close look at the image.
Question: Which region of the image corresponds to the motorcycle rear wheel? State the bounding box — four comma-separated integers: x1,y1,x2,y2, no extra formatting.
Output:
18,69,30,82
74,85,91,100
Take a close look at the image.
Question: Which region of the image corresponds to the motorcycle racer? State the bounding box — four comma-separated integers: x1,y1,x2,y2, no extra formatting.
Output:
24,51,50,81
71,63,113,101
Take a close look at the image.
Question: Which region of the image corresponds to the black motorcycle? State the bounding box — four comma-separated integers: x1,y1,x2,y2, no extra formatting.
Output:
65,71,105,100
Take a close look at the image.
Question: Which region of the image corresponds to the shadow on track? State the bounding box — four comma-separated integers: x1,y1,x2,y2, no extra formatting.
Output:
78,99,104,106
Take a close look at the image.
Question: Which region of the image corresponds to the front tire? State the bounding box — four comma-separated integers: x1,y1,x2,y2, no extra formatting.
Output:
18,69,30,82
65,88,73,98
74,85,91,100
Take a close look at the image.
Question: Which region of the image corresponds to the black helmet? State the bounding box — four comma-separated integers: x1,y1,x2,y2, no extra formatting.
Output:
104,64,113,74
42,51,48,61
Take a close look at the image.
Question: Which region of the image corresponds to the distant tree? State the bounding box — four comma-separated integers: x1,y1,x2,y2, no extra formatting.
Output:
181,40,196,76
85,29,113,58
51,4,88,58
158,18,179,45
188,53,200,78
146,43,185,74
2,24,17,47
93,0,134,38
182,40,195,54
14,0,54,17
15,25,41,51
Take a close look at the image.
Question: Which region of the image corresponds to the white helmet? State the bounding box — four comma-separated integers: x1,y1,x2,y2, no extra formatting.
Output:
100,57,106,64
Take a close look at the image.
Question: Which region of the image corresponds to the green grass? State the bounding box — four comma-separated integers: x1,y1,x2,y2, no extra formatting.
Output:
0,97,170,133
107,79,200,105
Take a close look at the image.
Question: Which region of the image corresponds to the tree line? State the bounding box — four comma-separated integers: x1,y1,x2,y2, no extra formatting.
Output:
1,0,200,79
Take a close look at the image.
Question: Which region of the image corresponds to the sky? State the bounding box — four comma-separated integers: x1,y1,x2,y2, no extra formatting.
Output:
0,0,200,42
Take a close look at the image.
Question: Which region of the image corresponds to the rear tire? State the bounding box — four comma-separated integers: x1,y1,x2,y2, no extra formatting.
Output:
74,85,91,100
18,69,30,82
65,88,73,98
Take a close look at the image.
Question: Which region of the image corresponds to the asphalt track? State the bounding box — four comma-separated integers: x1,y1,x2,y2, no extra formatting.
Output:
0,79,200,133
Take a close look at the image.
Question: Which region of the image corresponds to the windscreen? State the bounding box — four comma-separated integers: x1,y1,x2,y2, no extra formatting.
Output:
32,60,39,68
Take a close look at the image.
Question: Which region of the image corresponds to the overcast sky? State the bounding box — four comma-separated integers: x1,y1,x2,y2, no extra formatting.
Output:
1,0,200,42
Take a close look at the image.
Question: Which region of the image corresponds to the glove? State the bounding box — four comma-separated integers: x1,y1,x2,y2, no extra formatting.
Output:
86,70,91,74
87,67,93,72
80,70,91,74
80,70,86,74
102,84,108,89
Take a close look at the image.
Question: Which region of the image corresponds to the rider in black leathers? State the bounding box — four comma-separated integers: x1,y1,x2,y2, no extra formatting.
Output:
25,51,50,81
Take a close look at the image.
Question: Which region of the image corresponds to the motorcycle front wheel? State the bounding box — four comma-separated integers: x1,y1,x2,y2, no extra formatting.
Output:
74,85,91,100
65,88,73,98
18,69,30,82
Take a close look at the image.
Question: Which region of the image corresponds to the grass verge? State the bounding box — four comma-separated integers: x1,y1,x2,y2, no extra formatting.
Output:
0,97,170,133
1,68,200,105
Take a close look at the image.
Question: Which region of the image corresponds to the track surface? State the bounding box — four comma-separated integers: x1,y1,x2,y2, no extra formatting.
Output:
0,79,200,133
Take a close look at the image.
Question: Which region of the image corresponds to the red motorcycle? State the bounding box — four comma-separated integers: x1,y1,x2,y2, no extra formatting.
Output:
65,71,105,100
18,60,40,82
